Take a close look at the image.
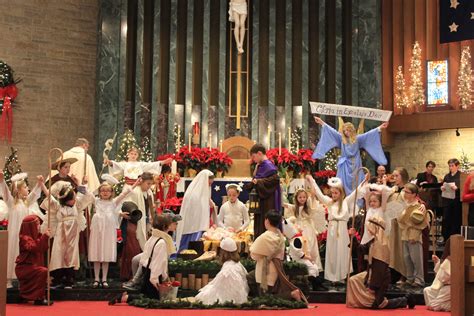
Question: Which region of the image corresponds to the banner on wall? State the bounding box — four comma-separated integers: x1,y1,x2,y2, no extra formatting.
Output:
309,102,392,122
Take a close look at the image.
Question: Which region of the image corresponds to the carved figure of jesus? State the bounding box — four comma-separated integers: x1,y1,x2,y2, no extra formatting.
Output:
229,0,247,54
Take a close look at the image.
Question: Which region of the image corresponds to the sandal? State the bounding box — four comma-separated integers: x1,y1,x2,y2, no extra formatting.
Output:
102,281,109,289
92,281,100,289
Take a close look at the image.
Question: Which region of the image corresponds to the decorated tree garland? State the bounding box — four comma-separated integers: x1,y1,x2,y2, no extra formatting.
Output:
3,147,24,186
0,60,20,143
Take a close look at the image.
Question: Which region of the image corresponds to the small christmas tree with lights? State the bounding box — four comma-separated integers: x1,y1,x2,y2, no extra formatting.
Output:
116,129,138,161
3,147,23,186
321,148,338,171
140,136,153,162
395,65,410,112
290,127,302,154
409,41,425,111
458,46,473,110
460,150,471,173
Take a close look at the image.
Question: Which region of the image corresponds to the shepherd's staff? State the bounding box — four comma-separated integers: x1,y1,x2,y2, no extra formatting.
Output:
99,133,117,178
345,166,370,305
47,148,63,306
83,147,93,280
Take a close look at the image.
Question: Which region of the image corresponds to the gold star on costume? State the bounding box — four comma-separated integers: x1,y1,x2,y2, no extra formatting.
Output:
449,22,459,32
471,12,474,19
450,0,459,9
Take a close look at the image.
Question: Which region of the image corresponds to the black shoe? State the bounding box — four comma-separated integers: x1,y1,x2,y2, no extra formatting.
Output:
34,299,53,306
405,294,416,309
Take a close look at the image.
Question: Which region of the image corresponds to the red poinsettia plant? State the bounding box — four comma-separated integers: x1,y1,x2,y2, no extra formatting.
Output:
161,280,181,288
161,197,183,213
0,219,7,230
313,170,337,186
116,229,123,243
201,148,233,174
174,147,205,171
296,149,317,173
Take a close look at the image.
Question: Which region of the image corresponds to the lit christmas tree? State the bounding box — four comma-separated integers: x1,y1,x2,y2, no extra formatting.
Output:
321,148,338,171
174,123,184,152
460,150,471,173
116,129,138,161
3,147,23,186
458,46,473,110
140,136,153,162
290,127,302,154
409,41,425,110
395,65,410,111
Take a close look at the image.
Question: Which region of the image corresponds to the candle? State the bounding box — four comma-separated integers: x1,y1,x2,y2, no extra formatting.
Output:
278,133,282,155
177,125,181,152
219,140,223,152
188,133,192,151
267,126,271,148
208,133,212,149
288,127,291,149
171,160,177,174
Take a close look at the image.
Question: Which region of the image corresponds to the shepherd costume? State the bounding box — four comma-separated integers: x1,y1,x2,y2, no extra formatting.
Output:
15,215,49,303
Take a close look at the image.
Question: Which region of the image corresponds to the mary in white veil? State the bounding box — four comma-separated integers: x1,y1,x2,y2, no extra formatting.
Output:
176,169,216,252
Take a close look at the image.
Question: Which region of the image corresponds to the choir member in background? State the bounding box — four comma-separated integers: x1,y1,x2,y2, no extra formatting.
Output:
371,165,387,185
441,158,462,241
244,144,281,238
312,116,388,195
15,215,52,305
416,161,438,186
0,172,46,289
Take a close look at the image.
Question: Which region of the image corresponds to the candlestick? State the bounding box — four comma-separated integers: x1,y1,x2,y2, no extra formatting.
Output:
188,133,192,151
177,125,181,152
219,140,223,152
278,133,282,155
288,127,291,150
171,160,177,174
208,133,212,149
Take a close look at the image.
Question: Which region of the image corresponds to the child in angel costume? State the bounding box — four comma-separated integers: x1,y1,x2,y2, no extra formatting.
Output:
307,174,369,283
312,116,388,195
347,215,416,310
0,172,47,288
217,183,250,232
105,146,173,187
89,175,140,288
424,237,451,311
175,169,217,253
41,181,94,288
283,176,327,276
247,210,307,303
195,237,249,304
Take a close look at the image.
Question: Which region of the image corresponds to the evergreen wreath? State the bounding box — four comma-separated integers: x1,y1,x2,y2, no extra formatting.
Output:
0,60,20,143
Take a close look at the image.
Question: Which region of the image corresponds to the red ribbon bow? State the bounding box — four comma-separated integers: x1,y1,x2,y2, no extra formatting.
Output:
0,96,13,143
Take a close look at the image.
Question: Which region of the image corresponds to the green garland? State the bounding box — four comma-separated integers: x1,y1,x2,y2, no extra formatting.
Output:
0,60,15,87
168,259,308,276
129,295,307,310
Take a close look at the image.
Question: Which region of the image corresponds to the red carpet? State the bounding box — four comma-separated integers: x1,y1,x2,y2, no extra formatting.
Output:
6,302,448,316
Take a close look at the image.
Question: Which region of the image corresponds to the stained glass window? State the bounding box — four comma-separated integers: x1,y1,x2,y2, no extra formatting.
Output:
427,60,449,105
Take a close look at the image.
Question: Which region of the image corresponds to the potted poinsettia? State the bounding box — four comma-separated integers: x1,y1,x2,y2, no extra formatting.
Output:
296,149,317,175
175,147,204,177
202,148,233,177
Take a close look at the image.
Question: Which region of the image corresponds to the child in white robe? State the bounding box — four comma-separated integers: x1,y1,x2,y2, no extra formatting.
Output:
106,147,172,187
217,184,249,232
283,179,327,274
307,175,368,284
0,172,46,288
424,238,451,311
89,175,140,288
41,181,94,288
360,183,391,245
195,237,249,304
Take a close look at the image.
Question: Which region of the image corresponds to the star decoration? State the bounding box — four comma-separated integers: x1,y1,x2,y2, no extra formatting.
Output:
450,0,459,9
471,12,474,19
214,185,220,192
449,22,459,32
238,181,244,187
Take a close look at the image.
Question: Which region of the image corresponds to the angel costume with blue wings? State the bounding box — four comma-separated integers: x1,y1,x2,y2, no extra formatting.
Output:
312,121,387,194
